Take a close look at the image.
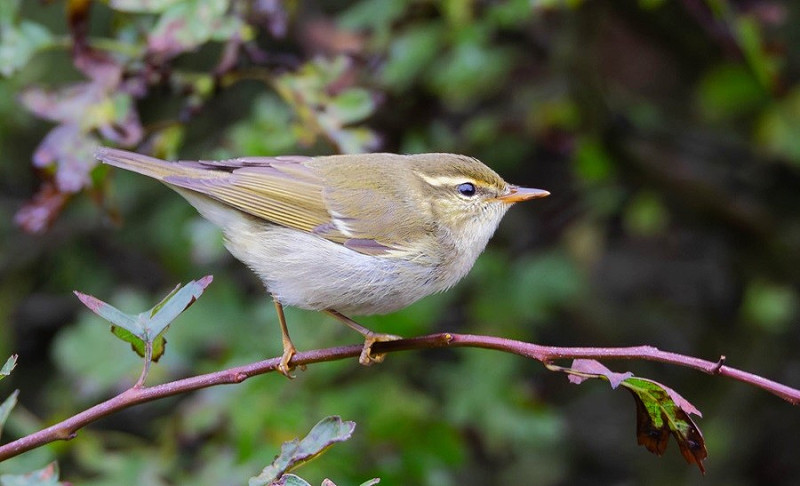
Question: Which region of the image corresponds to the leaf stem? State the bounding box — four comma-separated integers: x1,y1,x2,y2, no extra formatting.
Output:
134,341,153,388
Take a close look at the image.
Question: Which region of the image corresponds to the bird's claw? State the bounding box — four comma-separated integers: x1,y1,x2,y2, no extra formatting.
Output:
359,333,402,366
278,346,297,379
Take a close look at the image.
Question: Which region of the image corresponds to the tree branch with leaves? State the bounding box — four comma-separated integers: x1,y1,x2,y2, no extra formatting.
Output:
1,279,798,479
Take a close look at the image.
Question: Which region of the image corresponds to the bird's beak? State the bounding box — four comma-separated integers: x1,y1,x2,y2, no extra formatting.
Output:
496,185,550,204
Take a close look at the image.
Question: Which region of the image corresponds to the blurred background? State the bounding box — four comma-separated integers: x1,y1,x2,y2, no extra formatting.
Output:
1,0,799,484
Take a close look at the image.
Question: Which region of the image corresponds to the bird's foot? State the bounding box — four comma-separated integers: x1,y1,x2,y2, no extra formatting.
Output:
359,332,402,366
277,343,297,379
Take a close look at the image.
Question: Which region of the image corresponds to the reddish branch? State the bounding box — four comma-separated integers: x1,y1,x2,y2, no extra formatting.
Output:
1,333,798,462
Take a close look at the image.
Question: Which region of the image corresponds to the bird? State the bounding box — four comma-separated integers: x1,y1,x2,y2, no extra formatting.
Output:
95,148,550,376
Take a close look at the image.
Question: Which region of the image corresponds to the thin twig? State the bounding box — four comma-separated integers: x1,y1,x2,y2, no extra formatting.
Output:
0,333,797,462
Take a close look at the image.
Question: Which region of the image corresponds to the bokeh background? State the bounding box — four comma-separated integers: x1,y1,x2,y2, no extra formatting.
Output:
2,0,800,484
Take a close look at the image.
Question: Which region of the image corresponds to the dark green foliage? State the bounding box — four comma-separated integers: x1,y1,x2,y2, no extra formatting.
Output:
1,1,799,484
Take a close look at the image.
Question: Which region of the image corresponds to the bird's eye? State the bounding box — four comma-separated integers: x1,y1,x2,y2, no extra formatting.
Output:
457,182,477,197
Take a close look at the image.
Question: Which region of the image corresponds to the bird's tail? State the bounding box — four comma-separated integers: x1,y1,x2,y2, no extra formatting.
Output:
96,147,255,233
95,147,207,181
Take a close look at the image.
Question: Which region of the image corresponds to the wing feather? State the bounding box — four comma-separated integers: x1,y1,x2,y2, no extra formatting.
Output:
100,150,404,256
161,156,369,246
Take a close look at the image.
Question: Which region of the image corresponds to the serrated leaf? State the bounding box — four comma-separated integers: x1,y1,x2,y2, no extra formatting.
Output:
0,355,17,380
0,390,19,439
249,416,356,486
0,461,65,486
551,359,707,473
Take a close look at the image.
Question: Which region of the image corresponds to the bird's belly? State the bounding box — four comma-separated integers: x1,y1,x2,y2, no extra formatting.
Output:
223,223,444,315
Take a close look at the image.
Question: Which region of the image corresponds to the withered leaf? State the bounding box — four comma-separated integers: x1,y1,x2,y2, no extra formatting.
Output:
624,377,707,473
550,359,708,473
14,182,70,234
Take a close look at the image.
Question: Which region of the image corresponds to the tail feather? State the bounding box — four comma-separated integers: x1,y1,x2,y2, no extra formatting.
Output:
96,147,252,232
95,147,208,181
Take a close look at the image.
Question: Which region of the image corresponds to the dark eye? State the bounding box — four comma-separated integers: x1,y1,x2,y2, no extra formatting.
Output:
457,182,476,197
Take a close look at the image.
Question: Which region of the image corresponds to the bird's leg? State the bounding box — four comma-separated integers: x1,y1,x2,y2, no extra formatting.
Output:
325,309,402,366
273,299,297,378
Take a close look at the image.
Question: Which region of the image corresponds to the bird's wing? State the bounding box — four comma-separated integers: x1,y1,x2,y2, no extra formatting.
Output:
164,156,398,255
96,148,411,256
165,157,331,235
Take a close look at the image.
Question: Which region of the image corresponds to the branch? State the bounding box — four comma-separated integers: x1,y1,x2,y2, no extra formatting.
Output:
1,333,797,461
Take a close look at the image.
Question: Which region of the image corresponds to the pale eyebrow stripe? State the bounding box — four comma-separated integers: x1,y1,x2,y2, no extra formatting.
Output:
414,172,473,187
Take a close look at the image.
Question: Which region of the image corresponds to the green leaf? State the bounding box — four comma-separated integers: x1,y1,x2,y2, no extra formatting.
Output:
695,63,766,122
109,325,167,362
75,276,213,361
0,462,65,486
146,275,213,338
0,0,20,24
322,125,381,154
110,0,184,13
573,136,617,184
427,37,515,109
623,191,670,237
228,95,297,155
276,475,312,486
148,0,242,56
328,88,376,125
0,389,19,439
0,355,17,380
755,87,800,164
0,19,54,78
486,0,537,27
551,359,707,473
382,24,442,90
74,291,140,335
741,279,798,333
733,15,777,90
249,416,356,486
624,377,707,473
273,57,381,153
358,480,381,486
338,0,406,33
